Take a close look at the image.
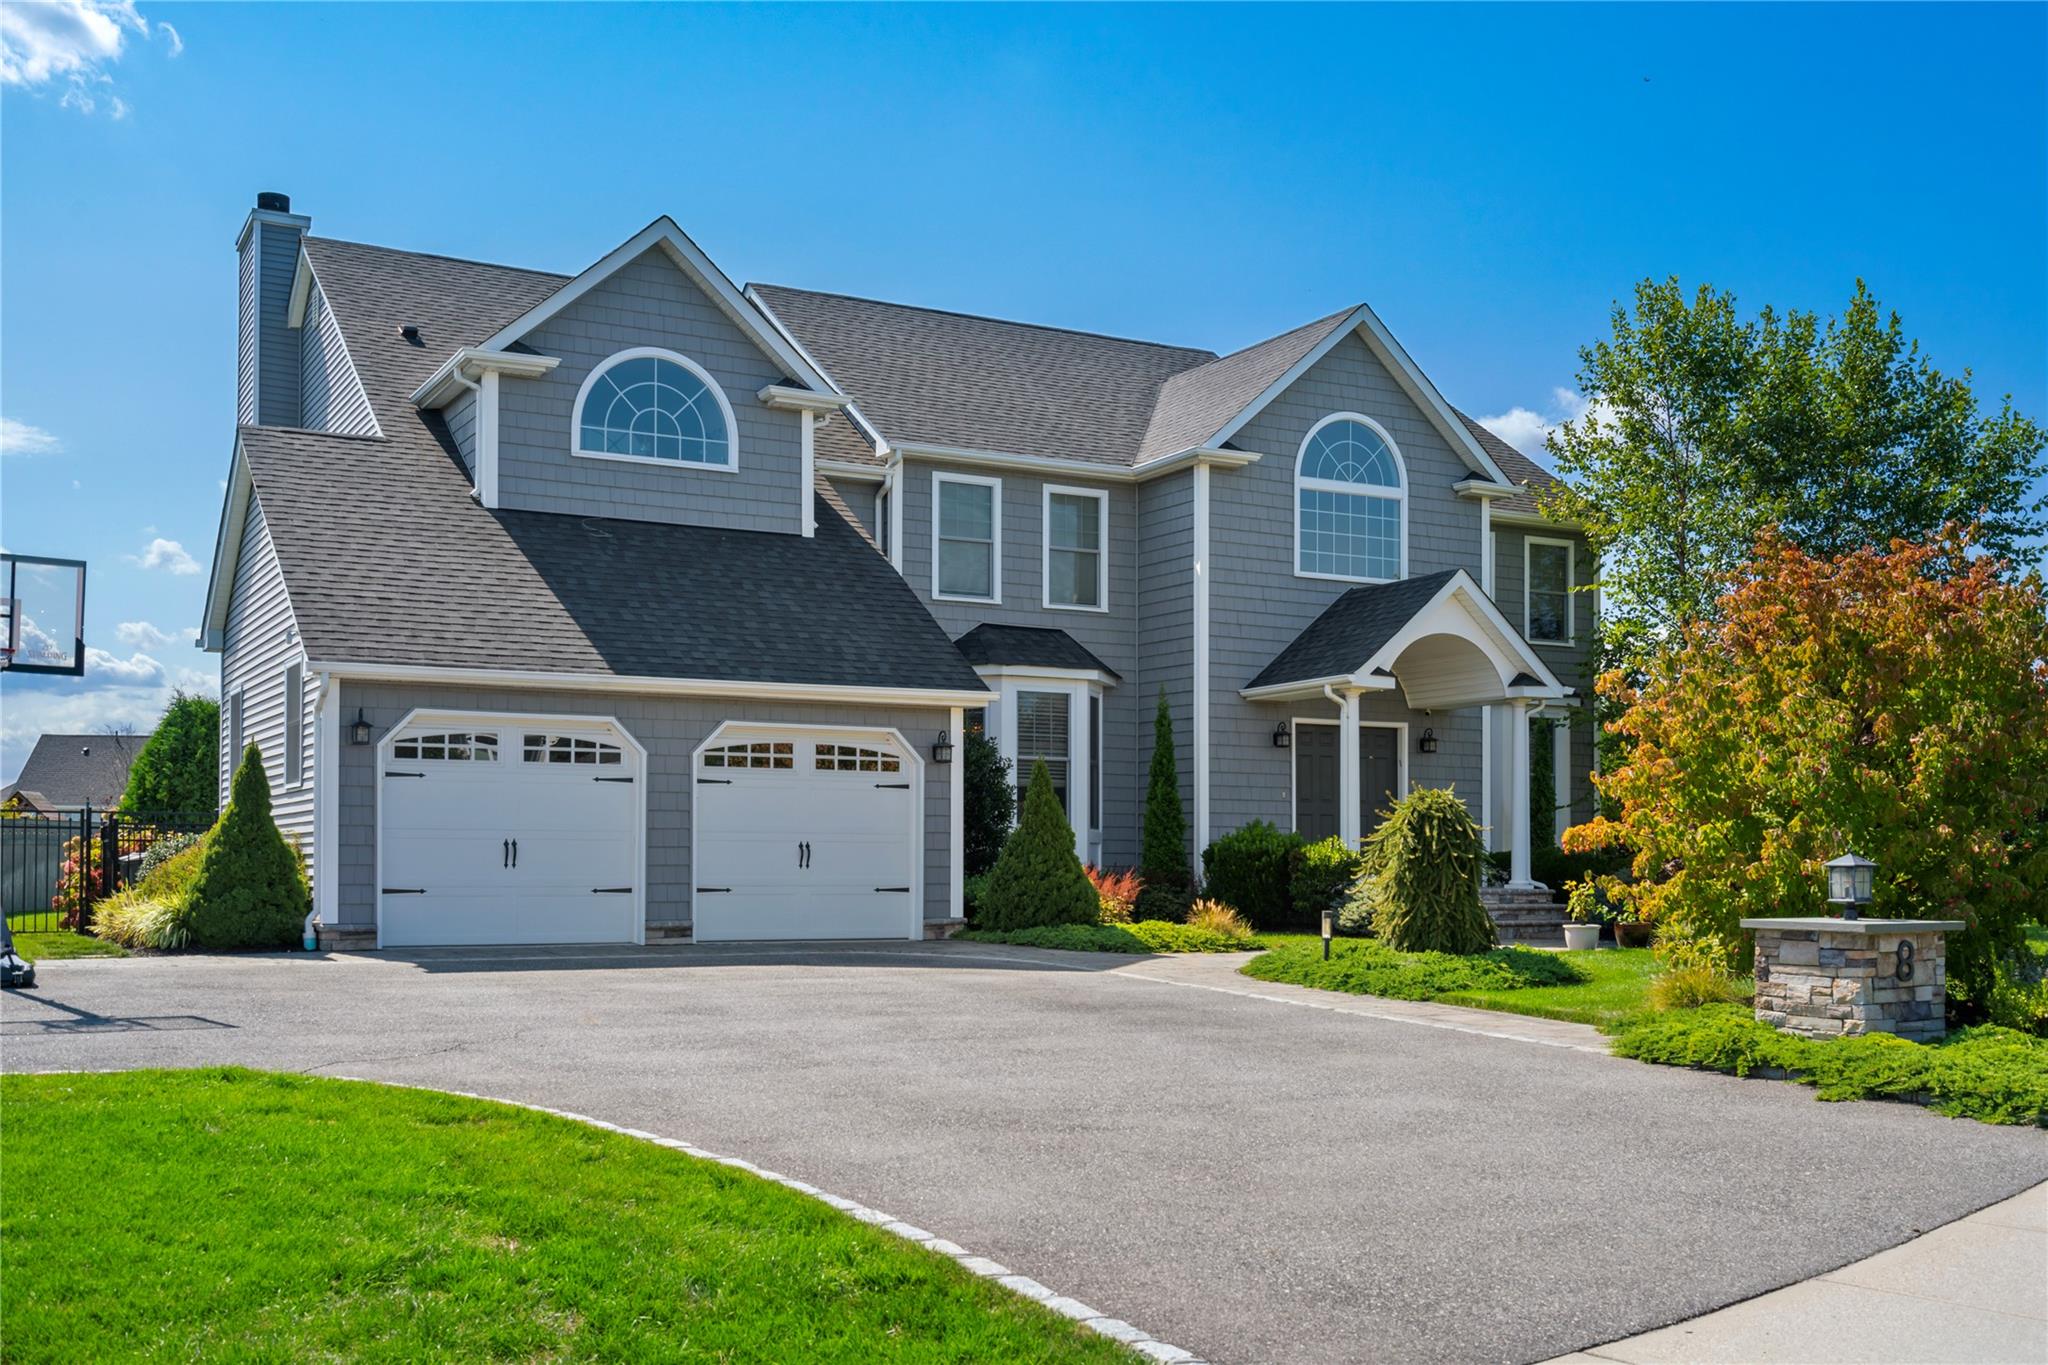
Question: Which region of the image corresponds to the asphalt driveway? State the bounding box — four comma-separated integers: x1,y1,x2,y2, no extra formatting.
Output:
4,943,2044,1364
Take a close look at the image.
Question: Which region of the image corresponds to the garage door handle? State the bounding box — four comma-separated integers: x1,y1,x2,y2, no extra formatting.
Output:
874,782,910,789
874,886,911,893
503,838,510,869
594,776,633,783
592,886,632,894
382,887,426,895
511,839,518,869
697,887,732,893
385,771,424,779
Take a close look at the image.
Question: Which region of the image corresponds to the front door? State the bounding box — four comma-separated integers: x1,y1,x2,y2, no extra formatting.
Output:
1293,723,1402,843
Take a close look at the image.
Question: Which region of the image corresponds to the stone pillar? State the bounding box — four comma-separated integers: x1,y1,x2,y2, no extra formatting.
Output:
1742,918,1964,1042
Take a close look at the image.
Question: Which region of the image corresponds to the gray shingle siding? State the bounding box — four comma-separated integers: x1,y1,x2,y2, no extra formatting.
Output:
1134,470,1196,867
298,276,378,436
899,457,1140,865
1210,333,1492,833
331,683,955,932
237,238,259,425
219,497,317,886
497,248,803,534
251,222,305,427
443,387,477,477
827,476,879,541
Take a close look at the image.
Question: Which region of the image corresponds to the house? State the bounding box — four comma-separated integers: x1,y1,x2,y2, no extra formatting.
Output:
0,788,61,817
202,194,1594,950
5,733,152,812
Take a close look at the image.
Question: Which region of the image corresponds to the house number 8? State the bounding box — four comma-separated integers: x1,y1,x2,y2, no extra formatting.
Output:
1895,940,1915,983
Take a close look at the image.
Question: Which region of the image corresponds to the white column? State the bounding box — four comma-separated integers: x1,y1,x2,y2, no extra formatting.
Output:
1479,501,1495,852
1508,698,1538,889
1192,461,1212,854
314,673,338,930
1338,689,1361,848
1066,684,1089,865
799,410,817,537
948,706,964,922
477,369,501,508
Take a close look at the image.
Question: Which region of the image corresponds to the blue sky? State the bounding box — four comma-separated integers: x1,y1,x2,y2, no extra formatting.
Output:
3,1,2044,782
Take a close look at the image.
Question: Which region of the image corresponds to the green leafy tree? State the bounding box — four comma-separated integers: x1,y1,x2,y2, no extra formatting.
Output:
120,691,220,813
185,744,308,949
961,730,1014,878
1354,786,1496,955
1140,690,1189,891
978,760,1098,932
1542,277,2046,659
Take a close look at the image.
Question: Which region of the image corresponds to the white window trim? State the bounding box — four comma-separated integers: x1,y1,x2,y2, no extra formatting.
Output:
570,346,740,474
931,470,1002,604
1041,483,1110,613
1293,411,1408,585
1523,535,1577,644
1288,717,1409,837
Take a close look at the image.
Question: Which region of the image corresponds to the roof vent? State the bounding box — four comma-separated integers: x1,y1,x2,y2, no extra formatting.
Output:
255,191,291,213
399,325,422,345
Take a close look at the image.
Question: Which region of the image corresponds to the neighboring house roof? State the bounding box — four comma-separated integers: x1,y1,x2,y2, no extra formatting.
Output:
237,424,986,694
9,733,151,808
1,787,61,815
952,624,1121,681
1246,573,1460,691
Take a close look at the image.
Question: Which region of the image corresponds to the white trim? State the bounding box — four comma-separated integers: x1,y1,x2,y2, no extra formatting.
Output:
1491,507,1583,531
571,346,740,474
410,347,562,410
884,461,904,571
314,673,338,926
689,720,925,943
1040,483,1109,612
997,680,1093,863
1289,715,1409,838
1453,477,1517,499
743,285,883,447
479,218,842,397
200,437,253,650
891,440,1259,484
1480,704,1494,853
1292,412,1409,585
235,207,309,253
756,384,853,416
1203,304,1511,485
1507,697,1539,889
931,470,1002,604
948,707,964,922
374,707,650,951
817,459,887,483
972,663,1118,687
799,411,816,537
286,251,314,328
1193,461,1212,854
477,369,502,507
1523,534,1577,644
310,659,991,709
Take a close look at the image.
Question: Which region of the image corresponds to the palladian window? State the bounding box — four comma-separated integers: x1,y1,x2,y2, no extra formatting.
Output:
574,348,734,468
1295,414,1405,582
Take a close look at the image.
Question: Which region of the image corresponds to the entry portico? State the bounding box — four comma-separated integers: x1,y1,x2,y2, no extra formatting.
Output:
1241,569,1569,887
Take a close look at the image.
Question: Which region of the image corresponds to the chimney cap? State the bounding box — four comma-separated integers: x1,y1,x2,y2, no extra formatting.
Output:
256,191,291,213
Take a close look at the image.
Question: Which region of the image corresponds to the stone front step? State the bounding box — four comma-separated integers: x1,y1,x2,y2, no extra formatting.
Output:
1483,888,1565,946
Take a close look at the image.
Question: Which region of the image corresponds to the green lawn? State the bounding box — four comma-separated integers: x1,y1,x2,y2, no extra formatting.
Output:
960,920,1257,953
5,906,126,961
0,1069,1131,1363
1245,936,1705,1029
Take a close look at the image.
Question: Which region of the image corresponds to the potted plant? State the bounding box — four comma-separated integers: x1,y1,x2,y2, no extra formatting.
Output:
1562,879,1602,952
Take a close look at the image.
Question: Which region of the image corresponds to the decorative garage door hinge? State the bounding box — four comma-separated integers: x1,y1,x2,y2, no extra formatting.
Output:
696,778,733,785
381,887,426,895
384,771,425,779
696,886,732,893
593,776,633,783
591,887,633,894
874,782,910,789
874,886,911,893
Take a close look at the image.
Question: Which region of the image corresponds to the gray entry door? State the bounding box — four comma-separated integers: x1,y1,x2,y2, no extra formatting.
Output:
1294,724,1402,843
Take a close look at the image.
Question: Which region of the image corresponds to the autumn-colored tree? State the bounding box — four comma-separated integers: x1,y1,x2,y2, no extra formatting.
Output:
1565,527,2048,1012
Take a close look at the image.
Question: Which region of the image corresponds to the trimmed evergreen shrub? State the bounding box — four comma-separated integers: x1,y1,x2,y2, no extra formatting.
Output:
961,731,1014,878
185,745,309,950
977,760,1098,932
119,690,220,814
1140,691,1189,891
1132,883,1195,924
1201,820,1304,930
1358,786,1495,955
1289,836,1365,927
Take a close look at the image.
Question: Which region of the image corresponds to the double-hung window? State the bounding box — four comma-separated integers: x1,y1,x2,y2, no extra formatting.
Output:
934,473,1000,602
1043,485,1107,610
1525,537,1575,644
1014,690,1070,815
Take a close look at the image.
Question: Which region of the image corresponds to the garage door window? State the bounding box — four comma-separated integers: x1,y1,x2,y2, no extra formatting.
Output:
394,732,500,761
523,734,623,766
703,739,795,770
815,743,901,774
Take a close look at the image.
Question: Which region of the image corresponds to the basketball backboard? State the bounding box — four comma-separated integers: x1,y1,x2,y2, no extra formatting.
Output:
1,553,87,677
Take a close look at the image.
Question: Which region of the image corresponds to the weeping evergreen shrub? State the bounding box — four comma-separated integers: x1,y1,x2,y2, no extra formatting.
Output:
1355,786,1496,955
185,744,309,950
978,760,1099,932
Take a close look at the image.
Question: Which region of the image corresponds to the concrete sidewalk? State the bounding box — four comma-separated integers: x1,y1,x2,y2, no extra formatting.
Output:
1548,1181,2048,1364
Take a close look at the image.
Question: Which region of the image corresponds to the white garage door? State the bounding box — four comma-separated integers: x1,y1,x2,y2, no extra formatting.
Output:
380,723,639,947
693,730,917,942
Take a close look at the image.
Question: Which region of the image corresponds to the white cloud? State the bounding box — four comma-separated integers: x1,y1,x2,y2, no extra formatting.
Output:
0,416,61,455
1476,387,1613,464
125,536,200,575
0,653,213,784
115,620,196,650
0,0,169,118
85,646,164,684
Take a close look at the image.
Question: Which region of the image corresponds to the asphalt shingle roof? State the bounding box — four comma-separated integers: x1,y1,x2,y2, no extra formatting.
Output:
1137,309,1355,462
11,732,151,808
952,624,1120,680
1245,571,1459,691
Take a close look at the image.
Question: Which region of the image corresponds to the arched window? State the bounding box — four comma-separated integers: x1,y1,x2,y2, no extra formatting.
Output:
573,347,736,469
1295,413,1405,582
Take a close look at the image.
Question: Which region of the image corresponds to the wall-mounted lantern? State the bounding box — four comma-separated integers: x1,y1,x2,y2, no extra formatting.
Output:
1272,722,1291,750
1418,727,1438,754
1824,851,1877,920
348,709,373,746
931,730,955,765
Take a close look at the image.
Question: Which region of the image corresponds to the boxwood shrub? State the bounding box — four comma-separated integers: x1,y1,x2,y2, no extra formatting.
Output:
1201,820,1305,930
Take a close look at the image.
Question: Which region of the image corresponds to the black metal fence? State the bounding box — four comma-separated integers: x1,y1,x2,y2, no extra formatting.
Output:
1,807,215,936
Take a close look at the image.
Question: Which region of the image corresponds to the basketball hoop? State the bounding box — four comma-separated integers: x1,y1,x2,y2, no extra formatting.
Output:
0,553,87,677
